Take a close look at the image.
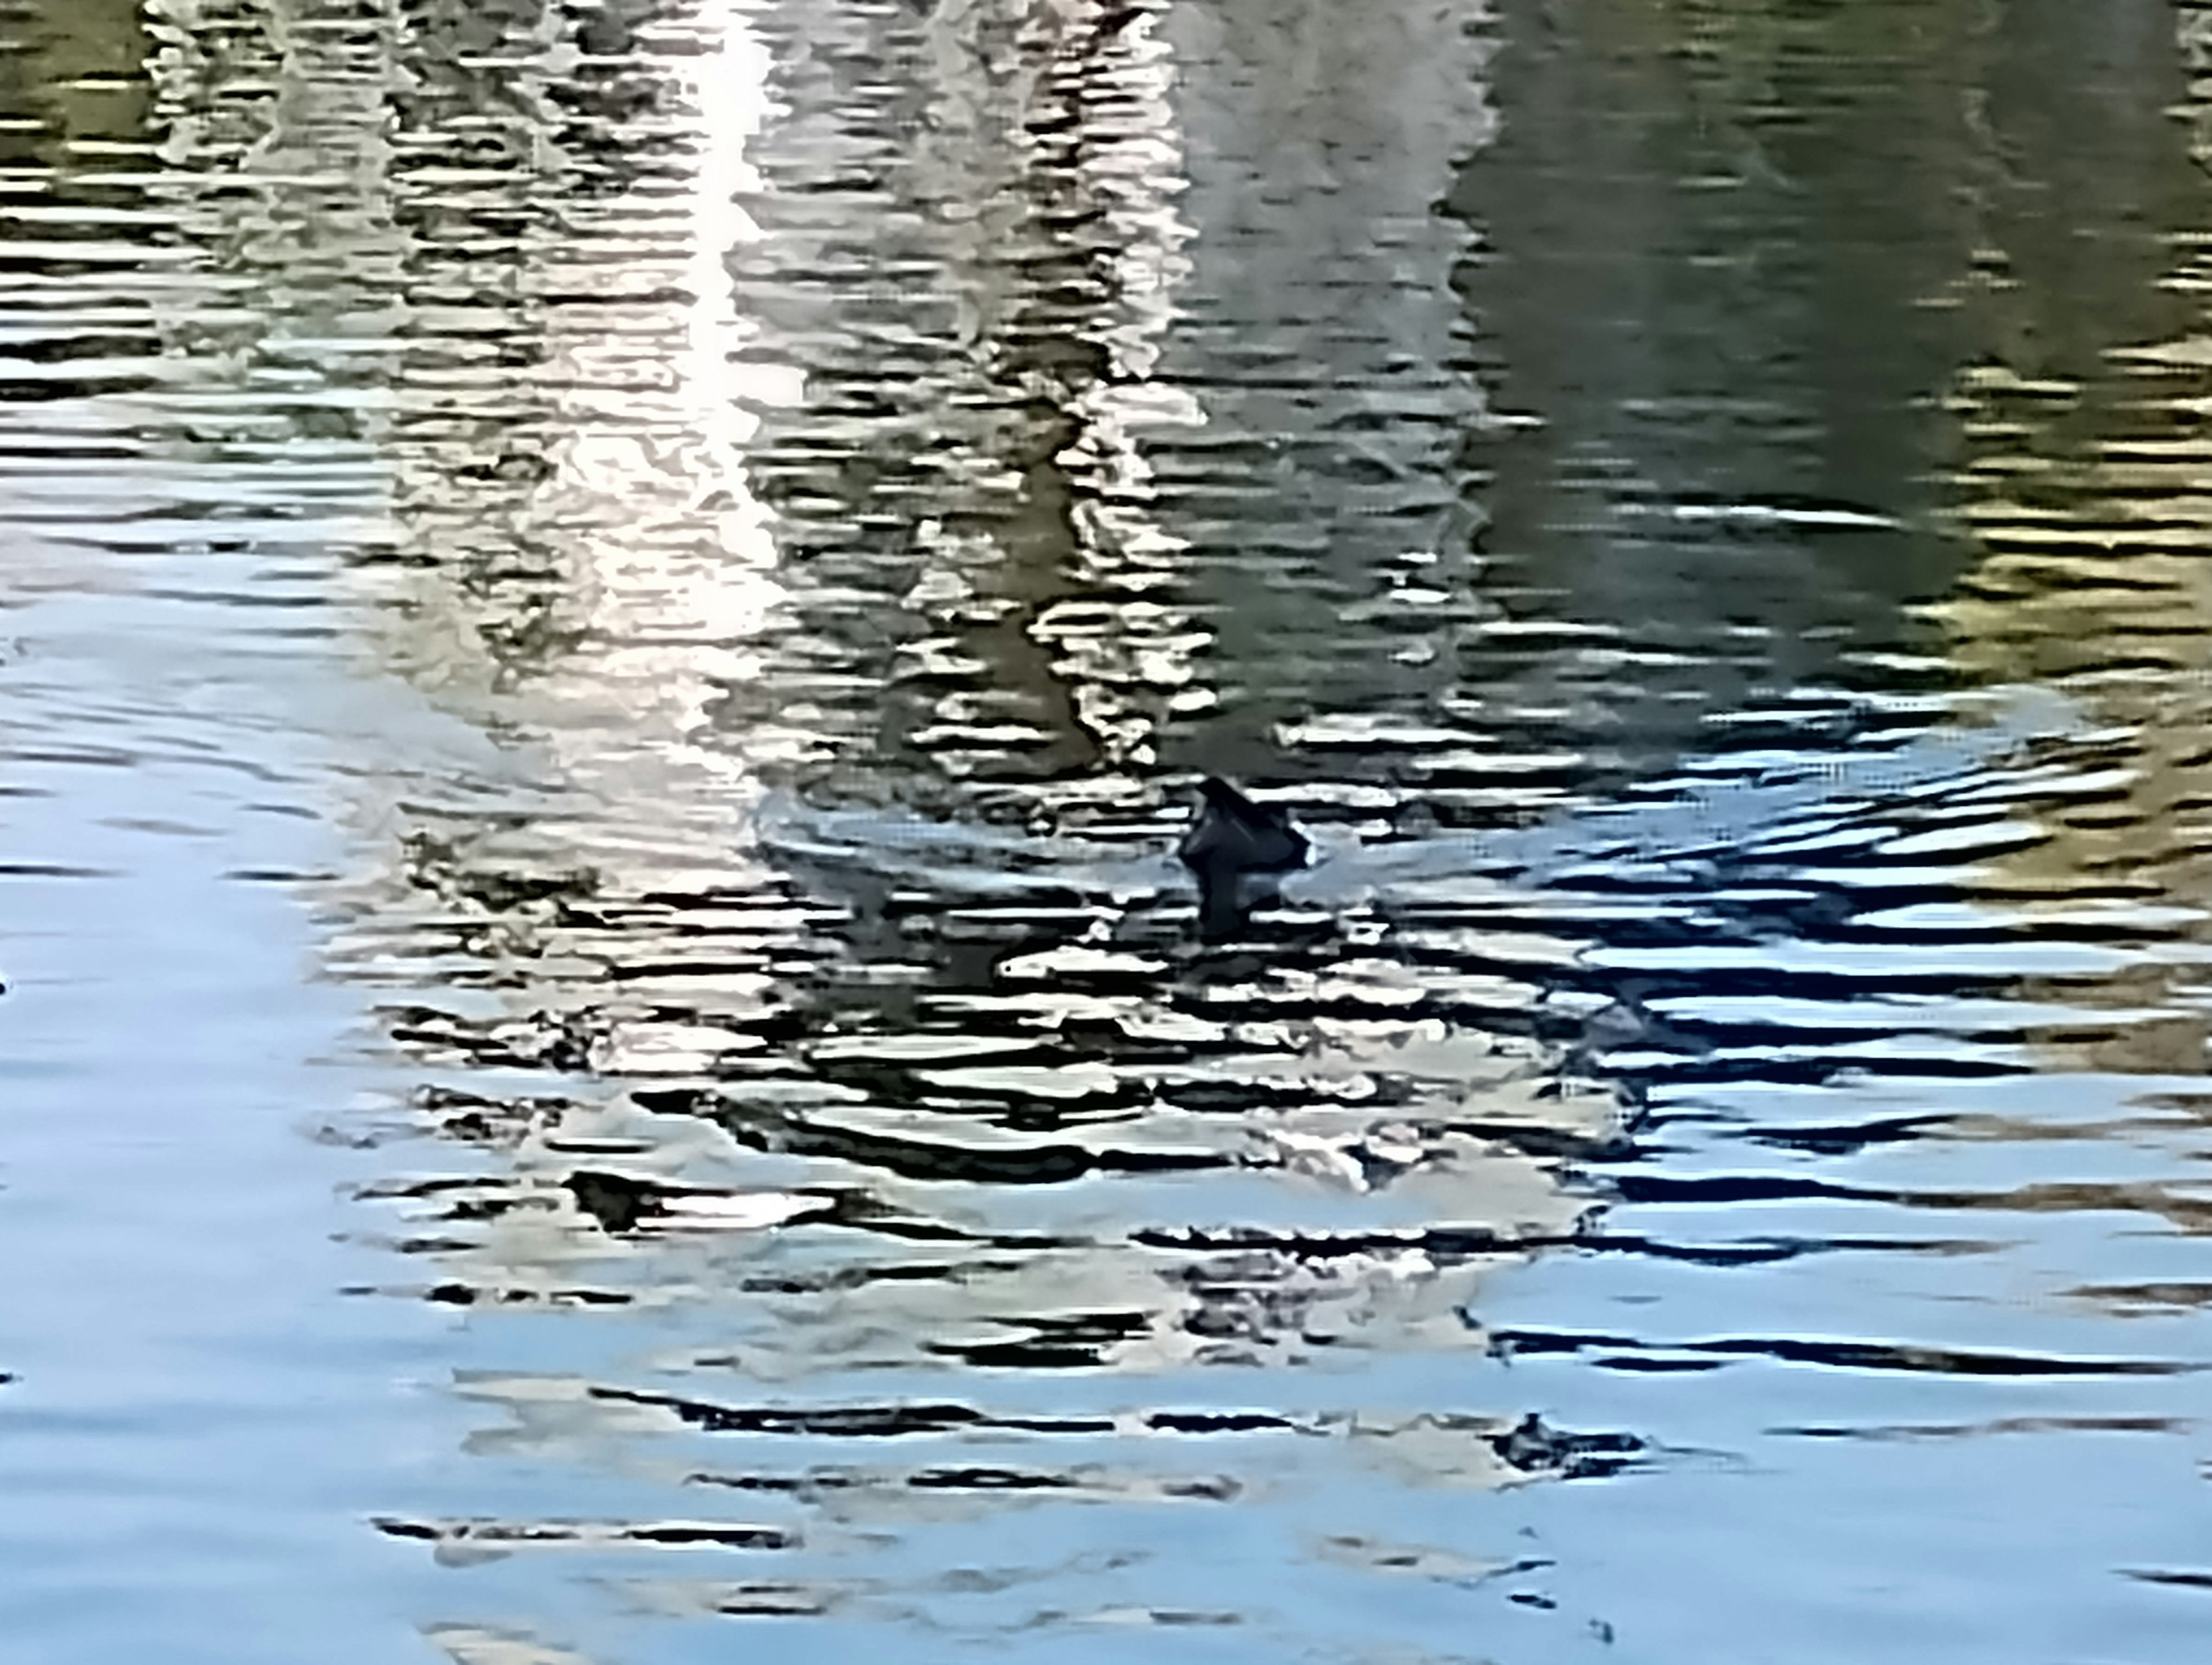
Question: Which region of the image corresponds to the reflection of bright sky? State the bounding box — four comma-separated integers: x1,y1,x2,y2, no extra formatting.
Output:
1049,0,1210,763
532,0,788,862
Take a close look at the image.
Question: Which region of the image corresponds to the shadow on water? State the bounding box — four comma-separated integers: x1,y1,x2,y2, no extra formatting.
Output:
7,0,2212,1661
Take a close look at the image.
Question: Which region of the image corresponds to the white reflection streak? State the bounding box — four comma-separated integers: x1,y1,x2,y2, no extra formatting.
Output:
677,0,784,604
1050,0,1207,767
535,0,786,882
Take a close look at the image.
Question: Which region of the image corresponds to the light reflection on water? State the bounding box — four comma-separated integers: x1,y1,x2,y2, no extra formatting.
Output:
2,0,2212,1660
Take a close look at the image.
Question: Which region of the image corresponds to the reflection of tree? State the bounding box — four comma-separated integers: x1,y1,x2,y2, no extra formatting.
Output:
1145,0,1496,779
1448,0,1989,772
1923,3,2212,1075
0,0,156,606
724,0,1210,811
0,0,153,395
0,0,147,170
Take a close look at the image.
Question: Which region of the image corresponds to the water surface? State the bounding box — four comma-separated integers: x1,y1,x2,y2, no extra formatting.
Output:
5,1,2212,1660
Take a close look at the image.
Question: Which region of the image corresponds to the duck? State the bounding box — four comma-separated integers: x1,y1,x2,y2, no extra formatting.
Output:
1178,776,1309,938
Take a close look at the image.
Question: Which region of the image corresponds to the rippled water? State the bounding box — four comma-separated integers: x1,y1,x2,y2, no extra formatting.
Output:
7,0,2212,1659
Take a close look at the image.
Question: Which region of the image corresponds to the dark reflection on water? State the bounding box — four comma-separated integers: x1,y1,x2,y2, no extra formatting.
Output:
6,0,2212,1660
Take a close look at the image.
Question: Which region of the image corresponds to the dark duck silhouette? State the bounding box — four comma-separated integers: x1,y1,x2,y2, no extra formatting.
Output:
1179,777,1309,938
